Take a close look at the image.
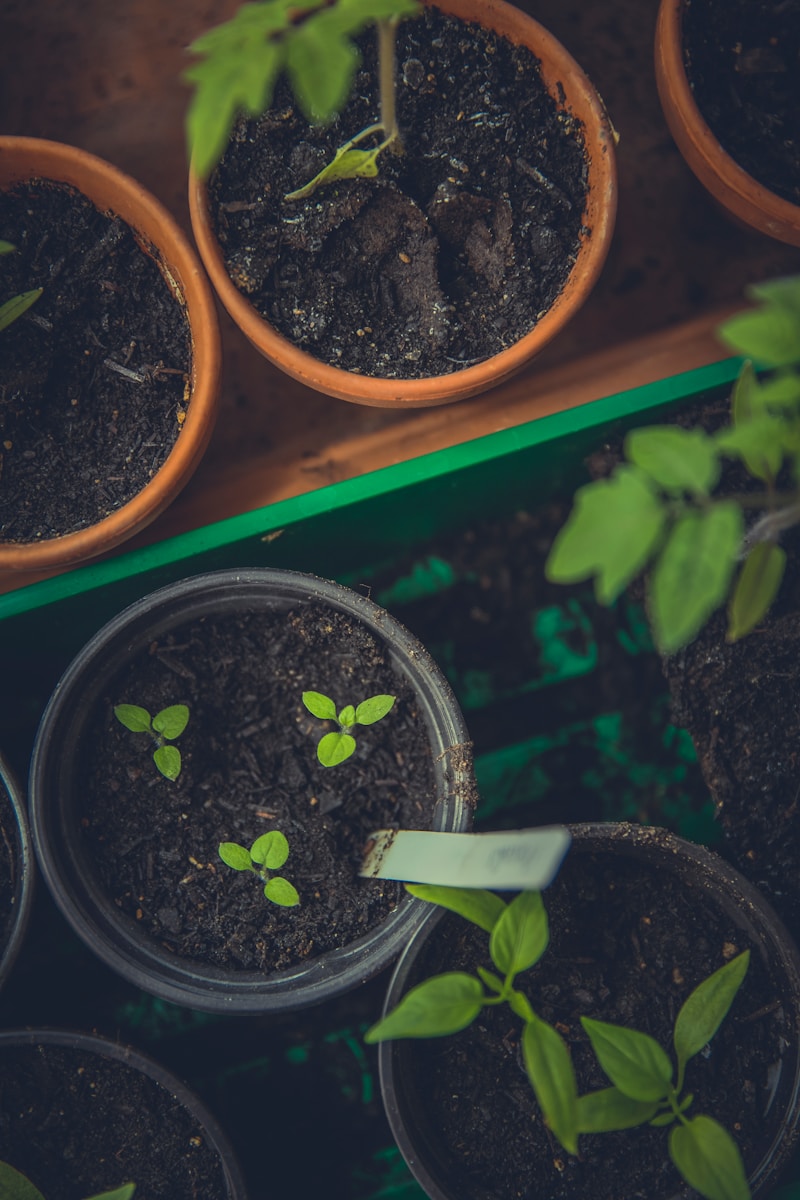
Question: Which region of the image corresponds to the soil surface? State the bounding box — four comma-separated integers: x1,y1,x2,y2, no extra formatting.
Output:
79,602,439,972
0,180,191,542
0,1040,230,1200
395,838,793,1200
209,7,589,378
683,0,800,205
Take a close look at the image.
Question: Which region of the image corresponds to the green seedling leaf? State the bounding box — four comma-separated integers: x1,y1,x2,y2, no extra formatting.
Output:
755,371,800,411
264,876,300,906
581,1017,673,1102
302,691,338,720
728,544,786,642
153,744,181,781
718,305,800,368
476,966,505,994
731,359,760,425
670,1115,751,1200
355,694,396,725
86,1187,136,1200
0,241,15,255
0,1159,46,1200
545,466,667,605
405,884,506,933
152,704,190,740
625,426,720,496
715,415,786,482
317,730,356,766
674,952,750,1078
114,704,152,734
648,502,743,654
522,1016,579,1155
747,275,800,316
364,973,484,1042
219,842,254,871
286,143,383,201
251,829,290,870
0,288,43,333
576,1086,658,1133
489,890,549,976
338,704,357,728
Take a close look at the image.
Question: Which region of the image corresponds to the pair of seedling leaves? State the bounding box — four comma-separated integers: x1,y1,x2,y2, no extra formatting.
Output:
219,828,300,907
0,240,42,332
0,1162,134,1200
366,885,752,1200
547,276,800,654
302,690,396,765
113,703,190,781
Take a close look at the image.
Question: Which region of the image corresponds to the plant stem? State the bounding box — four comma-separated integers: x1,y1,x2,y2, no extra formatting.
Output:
376,16,401,150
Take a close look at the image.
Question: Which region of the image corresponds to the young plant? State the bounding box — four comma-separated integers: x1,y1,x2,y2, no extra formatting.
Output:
184,0,420,194
0,1160,135,1200
366,886,753,1200
302,690,395,766
546,275,800,654
113,703,190,781
0,240,42,332
218,829,300,906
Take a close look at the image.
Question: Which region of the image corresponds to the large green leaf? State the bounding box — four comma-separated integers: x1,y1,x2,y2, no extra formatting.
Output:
489,891,549,976
251,829,290,869
522,1017,579,1155
715,415,786,482
355,694,396,725
152,703,190,740
625,426,720,495
404,884,506,933
219,842,254,871
718,306,800,368
264,876,300,906
302,691,338,720
576,1086,658,1133
727,544,786,642
113,704,152,734
670,1116,751,1200
286,25,360,124
673,952,750,1077
317,730,356,766
580,1018,673,1102
364,973,484,1042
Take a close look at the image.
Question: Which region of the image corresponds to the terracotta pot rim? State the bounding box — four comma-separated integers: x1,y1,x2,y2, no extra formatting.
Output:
189,0,617,408
0,136,221,571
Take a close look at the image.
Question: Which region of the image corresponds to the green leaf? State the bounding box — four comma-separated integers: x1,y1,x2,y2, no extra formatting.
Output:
522,1017,579,1155
317,730,356,766
718,306,800,368
650,1110,678,1127
476,966,505,994
670,1115,751,1200
404,884,506,933
648,503,744,653
302,690,338,720
251,829,290,870
265,876,300,906
355,694,396,725
545,467,667,605
0,1160,46,1200
152,703,190,740
0,288,43,333
286,143,383,201
85,1186,137,1200
727,544,786,642
0,240,15,255
153,744,182,781
715,415,786,482
746,275,800,318
674,952,750,1077
219,842,254,871
114,704,152,734
755,371,800,412
507,987,535,1023
364,973,484,1042
576,1086,658,1133
731,359,760,425
625,426,720,495
580,1017,673,1102
286,23,360,124
489,891,549,977
338,705,357,728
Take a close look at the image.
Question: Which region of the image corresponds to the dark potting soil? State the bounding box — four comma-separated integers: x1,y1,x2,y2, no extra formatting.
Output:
79,603,439,972
209,8,589,378
0,180,191,542
397,839,793,1200
0,1041,229,1200
683,0,800,205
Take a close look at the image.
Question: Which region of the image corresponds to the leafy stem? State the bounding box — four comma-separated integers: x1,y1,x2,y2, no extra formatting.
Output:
113,703,190,781
218,830,300,906
302,690,395,766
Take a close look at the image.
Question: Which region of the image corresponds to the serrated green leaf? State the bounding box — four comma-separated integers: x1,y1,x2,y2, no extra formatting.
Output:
404,884,506,933
648,503,744,653
625,426,720,495
364,973,484,1042
545,467,667,606
302,691,337,720
251,829,290,869
0,288,43,333
355,694,396,725
670,1115,751,1200
219,842,254,871
317,730,356,766
265,876,300,906
727,544,786,642
718,306,800,368
286,23,359,124
674,952,750,1077
522,1017,579,1155
152,703,190,740
489,891,549,976
153,744,181,781
85,1185,136,1200
576,1086,658,1133
114,704,152,734
715,415,786,482
581,1017,673,1102
0,1160,46,1200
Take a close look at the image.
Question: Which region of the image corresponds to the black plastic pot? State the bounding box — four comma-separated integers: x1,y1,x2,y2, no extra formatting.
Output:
0,1027,247,1198
0,751,34,992
29,568,474,1014
377,822,800,1200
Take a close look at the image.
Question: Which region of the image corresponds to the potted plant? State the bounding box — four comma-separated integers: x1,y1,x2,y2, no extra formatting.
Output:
185,0,617,408
655,0,800,247
0,136,221,575
368,823,800,1200
28,567,474,1014
0,1027,247,1199
0,751,34,993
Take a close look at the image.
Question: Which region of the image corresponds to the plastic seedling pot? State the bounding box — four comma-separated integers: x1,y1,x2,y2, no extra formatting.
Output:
0,751,34,992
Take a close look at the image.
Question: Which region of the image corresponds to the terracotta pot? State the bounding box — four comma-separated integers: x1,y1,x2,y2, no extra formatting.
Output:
0,136,221,573
189,0,617,409
655,0,800,248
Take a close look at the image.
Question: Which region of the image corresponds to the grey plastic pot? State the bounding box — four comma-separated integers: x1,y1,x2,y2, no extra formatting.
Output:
0,751,34,992
376,822,800,1200
29,568,474,1014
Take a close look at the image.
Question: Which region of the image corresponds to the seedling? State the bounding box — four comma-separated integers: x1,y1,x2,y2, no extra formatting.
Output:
302,690,395,766
0,1160,135,1200
0,240,42,332
366,885,752,1200
219,829,300,906
113,703,190,781
184,0,420,194
546,275,800,653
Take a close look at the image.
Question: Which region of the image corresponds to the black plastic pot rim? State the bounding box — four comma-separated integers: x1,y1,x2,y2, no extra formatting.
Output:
29,567,474,1014
377,821,800,1200
0,751,35,993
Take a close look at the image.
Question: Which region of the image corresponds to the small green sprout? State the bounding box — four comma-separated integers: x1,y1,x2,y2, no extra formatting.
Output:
366,886,752,1200
302,690,395,766
0,1160,135,1200
113,703,190,781
0,240,43,333
219,830,300,906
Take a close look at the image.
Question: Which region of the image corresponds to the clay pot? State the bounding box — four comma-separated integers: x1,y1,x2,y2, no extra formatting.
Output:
655,0,800,247
0,136,221,573
189,0,617,409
